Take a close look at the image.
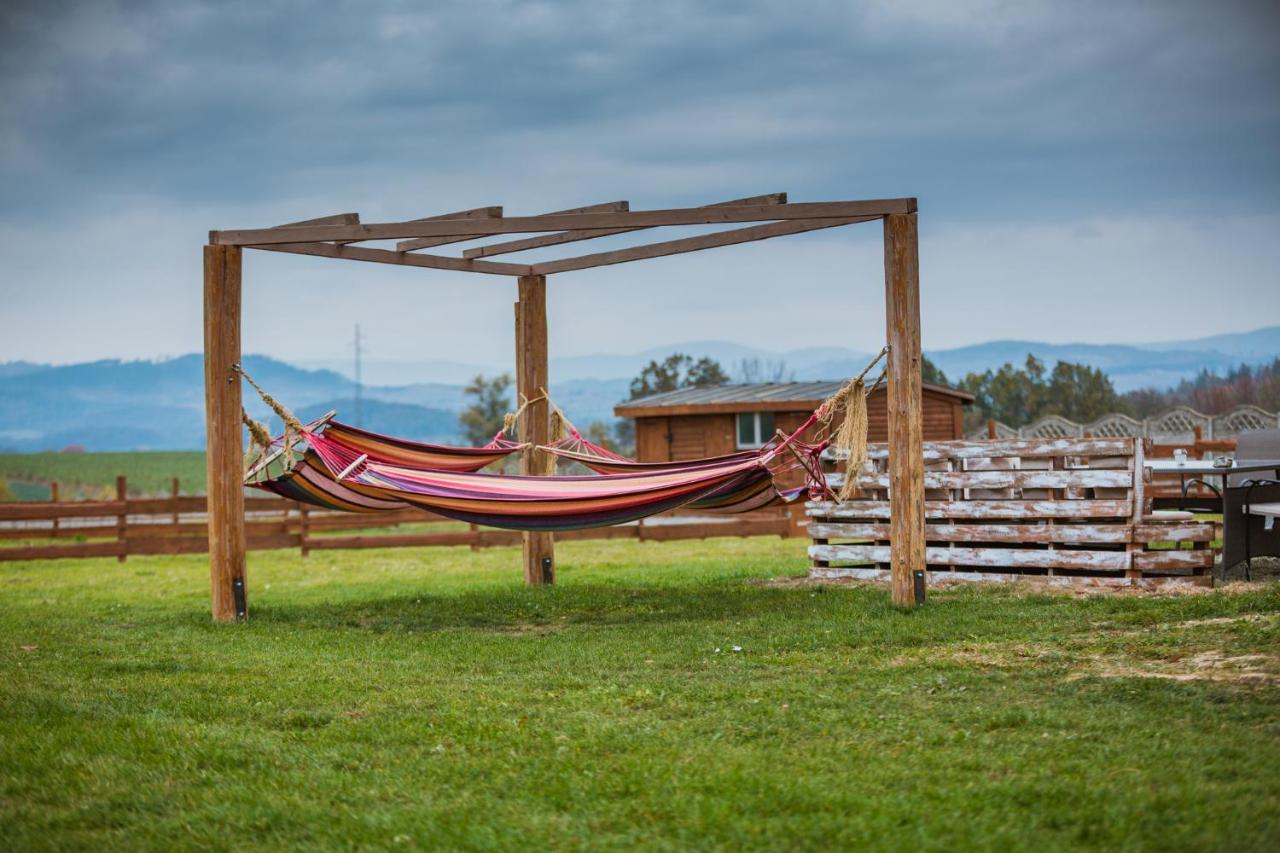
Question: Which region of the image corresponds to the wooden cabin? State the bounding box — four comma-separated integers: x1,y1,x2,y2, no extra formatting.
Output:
615,381,974,462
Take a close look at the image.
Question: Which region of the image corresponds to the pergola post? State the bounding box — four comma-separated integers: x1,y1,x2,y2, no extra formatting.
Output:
883,213,926,607
203,244,247,621
516,274,555,585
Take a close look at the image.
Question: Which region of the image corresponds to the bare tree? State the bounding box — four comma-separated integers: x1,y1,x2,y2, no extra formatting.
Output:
735,357,793,383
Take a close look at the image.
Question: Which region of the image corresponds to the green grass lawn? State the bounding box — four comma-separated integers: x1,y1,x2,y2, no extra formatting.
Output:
2,537,1278,850
0,451,207,499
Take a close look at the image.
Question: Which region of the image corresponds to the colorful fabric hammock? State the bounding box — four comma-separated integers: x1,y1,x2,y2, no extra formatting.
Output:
249,419,524,513
305,428,793,531
543,434,788,513
240,344,890,531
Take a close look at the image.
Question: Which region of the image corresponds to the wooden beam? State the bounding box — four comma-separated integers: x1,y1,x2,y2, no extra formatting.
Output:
274,212,360,227
203,245,247,622
349,205,503,248
463,192,788,260
398,201,628,254
531,216,875,275
211,198,915,246
516,275,555,585
883,212,925,608
249,241,531,276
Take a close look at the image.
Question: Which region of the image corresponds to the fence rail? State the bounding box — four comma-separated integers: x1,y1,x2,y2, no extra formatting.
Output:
970,405,1279,442
0,477,798,562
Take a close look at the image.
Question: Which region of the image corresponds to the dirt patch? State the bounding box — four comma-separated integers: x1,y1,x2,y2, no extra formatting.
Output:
1171,612,1278,629
1069,649,1280,687
888,642,1061,669
488,622,566,636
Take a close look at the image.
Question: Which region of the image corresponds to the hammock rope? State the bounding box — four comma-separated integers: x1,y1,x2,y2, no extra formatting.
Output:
234,363,308,467
813,345,889,500
242,409,274,470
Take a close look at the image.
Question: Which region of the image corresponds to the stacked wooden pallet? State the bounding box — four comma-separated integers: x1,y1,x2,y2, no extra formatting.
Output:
808,437,1217,589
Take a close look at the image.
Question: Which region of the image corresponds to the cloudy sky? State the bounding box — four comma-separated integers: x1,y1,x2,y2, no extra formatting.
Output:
1,0,1278,368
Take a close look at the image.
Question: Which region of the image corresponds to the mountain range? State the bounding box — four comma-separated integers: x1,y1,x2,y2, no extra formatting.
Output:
2,326,1276,452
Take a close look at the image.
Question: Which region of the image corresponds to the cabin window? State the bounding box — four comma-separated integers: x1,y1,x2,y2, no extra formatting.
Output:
735,412,775,449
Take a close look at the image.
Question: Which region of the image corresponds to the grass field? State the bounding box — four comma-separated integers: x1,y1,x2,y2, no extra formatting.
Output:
0,451,207,499
2,537,1278,850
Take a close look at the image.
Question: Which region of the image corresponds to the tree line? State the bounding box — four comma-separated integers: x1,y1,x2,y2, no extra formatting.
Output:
459,353,1280,454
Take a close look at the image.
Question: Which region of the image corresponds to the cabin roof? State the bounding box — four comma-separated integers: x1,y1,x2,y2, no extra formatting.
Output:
615,381,974,418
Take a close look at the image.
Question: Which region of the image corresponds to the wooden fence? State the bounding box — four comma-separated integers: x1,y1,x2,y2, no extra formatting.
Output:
0,477,799,562
972,405,1278,442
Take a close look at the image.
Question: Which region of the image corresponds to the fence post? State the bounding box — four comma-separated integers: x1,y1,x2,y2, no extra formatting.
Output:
50,481,60,539
785,505,806,538
469,522,480,552
986,419,997,440
171,477,180,527
299,502,310,558
116,475,128,563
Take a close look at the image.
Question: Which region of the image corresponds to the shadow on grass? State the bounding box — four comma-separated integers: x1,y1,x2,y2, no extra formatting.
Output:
223,577,1178,653
250,578,883,635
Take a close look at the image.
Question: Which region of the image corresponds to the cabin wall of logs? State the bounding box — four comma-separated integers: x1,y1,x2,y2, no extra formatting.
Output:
808,436,1218,589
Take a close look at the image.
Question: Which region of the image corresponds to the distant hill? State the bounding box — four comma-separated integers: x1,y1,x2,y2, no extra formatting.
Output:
0,326,1274,451
311,327,1280,393
0,355,630,452
296,399,462,445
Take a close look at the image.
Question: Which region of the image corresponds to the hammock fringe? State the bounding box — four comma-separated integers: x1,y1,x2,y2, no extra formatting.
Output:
242,409,273,471
814,346,890,501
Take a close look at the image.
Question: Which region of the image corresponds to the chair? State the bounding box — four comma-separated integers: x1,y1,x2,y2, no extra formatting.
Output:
1222,429,1280,579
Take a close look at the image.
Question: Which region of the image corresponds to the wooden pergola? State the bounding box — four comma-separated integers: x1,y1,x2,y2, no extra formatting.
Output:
204,193,926,620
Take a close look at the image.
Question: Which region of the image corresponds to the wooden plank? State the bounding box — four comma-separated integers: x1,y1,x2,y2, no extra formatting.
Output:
305,531,480,551
127,533,300,556
0,500,128,521
274,212,360,227
355,205,502,248
0,541,127,562
810,566,1210,589
834,469,1134,490
517,275,555,585
211,199,918,246
1132,550,1214,571
529,216,875,276
807,522,1134,545
884,212,925,606
250,241,531,276
1133,522,1217,542
464,192,788,259
204,244,247,622
638,519,790,541
398,201,626,253
806,499,1135,520
809,543,1131,572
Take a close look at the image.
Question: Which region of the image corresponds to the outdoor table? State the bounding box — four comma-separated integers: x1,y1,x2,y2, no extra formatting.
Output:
1144,459,1280,478
1146,459,1280,579
1145,458,1280,501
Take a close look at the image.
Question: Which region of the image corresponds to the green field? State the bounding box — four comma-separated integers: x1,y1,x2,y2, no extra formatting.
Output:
0,451,207,499
2,537,1278,850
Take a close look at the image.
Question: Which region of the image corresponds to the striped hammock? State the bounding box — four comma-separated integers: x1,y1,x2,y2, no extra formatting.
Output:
249,422,814,531
249,419,524,513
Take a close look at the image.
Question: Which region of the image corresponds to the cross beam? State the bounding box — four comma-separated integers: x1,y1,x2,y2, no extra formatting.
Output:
462,192,787,260
397,201,630,254
213,198,916,246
